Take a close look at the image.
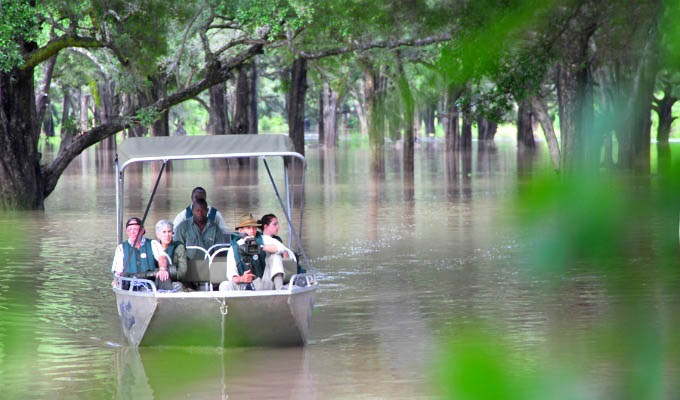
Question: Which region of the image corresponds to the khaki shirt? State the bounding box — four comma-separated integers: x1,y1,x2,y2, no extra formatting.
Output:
174,218,226,260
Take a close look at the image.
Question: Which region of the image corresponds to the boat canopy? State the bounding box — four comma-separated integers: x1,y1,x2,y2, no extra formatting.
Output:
116,134,304,171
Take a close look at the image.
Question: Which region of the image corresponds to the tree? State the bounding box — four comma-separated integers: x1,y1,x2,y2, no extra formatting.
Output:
0,0,308,210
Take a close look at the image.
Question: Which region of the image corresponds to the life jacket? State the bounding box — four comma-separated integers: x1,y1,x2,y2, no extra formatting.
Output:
122,239,156,275
185,205,217,222
231,233,267,278
165,241,181,262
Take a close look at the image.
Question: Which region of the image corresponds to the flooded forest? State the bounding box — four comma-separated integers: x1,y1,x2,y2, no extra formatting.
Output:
1,1,680,398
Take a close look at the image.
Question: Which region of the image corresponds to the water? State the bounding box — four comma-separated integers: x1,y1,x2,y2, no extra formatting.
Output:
0,139,678,399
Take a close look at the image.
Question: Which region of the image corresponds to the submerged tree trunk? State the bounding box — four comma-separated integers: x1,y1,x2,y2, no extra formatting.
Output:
424,104,435,135
36,55,58,133
248,60,258,134
321,82,340,147
208,82,230,135
42,98,55,138
361,59,386,171
445,88,460,151
461,106,472,150
653,82,677,143
288,57,307,155
0,66,45,209
531,96,561,171
517,99,535,149
150,76,169,137
232,63,250,134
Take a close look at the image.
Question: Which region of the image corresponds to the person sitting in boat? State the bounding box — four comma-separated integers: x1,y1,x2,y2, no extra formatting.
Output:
173,186,229,235
174,198,226,260
259,213,285,248
260,213,306,274
219,213,295,291
151,219,188,288
111,217,171,290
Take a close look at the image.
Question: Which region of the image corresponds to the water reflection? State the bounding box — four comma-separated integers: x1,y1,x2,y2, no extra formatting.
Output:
2,140,680,398
114,346,313,399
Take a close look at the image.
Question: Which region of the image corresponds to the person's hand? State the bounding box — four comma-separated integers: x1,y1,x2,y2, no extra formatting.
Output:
236,270,256,283
157,268,170,281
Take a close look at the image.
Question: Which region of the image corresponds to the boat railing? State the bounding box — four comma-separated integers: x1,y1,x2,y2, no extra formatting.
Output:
113,275,157,293
186,245,210,260
288,273,317,291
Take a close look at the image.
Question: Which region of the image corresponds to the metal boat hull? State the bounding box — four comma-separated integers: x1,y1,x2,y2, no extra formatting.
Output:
114,285,316,347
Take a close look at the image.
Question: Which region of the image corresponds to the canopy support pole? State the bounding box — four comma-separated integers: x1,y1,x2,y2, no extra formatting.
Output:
262,158,312,270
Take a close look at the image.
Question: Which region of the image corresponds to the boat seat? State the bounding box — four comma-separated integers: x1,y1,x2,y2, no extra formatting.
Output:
184,258,210,283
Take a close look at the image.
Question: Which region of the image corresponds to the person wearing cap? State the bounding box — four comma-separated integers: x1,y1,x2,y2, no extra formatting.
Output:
174,198,226,260
111,217,170,289
219,213,295,291
173,186,229,235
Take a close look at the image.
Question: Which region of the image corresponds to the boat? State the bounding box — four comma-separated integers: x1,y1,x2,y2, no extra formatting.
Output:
112,134,318,347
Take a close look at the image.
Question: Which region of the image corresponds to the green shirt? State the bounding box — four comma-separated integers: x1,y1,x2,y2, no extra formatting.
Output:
174,218,226,260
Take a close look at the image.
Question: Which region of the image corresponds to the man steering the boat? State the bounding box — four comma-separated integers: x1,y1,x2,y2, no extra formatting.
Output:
173,186,229,235
174,198,226,260
111,217,171,289
219,213,295,291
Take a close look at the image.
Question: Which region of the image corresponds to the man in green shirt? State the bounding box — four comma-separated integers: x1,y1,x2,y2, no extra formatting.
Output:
174,198,226,260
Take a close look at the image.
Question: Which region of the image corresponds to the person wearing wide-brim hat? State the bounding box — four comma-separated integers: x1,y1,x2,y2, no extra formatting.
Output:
219,213,296,291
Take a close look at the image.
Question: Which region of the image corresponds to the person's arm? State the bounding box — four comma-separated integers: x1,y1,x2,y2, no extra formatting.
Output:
112,244,124,275
261,235,295,260
151,240,170,281
174,243,188,281
214,226,226,245
172,210,186,238
111,244,124,287
215,210,230,234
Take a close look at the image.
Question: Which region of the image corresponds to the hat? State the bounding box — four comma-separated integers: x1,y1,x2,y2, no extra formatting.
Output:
236,213,260,229
126,217,142,227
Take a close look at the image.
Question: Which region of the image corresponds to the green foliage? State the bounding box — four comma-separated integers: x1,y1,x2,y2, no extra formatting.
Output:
134,108,161,127
660,0,680,71
0,0,40,71
259,114,288,133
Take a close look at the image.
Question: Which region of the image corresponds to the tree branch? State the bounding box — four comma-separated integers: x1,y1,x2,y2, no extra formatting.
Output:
296,33,452,60
22,35,104,70
42,42,265,197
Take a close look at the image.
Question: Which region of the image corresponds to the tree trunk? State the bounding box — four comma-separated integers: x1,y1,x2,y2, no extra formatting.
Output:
149,76,169,137
445,88,459,151
424,105,435,135
354,98,368,136
531,96,561,171
248,60,258,134
208,82,229,135
517,99,535,149
95,80,118,150
288,57,307,155
318,88,325,145
79,89,90,133
36,55,58,134
0,67,45,209
233,63,250,134
556,21,596,171
616,30,658,172
42,98,55,138
361,60,386,170
461,107,472,150
321,82,340,147
654,83,677,143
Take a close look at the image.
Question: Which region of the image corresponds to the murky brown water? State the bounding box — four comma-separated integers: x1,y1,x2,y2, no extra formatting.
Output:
0,139,678,399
